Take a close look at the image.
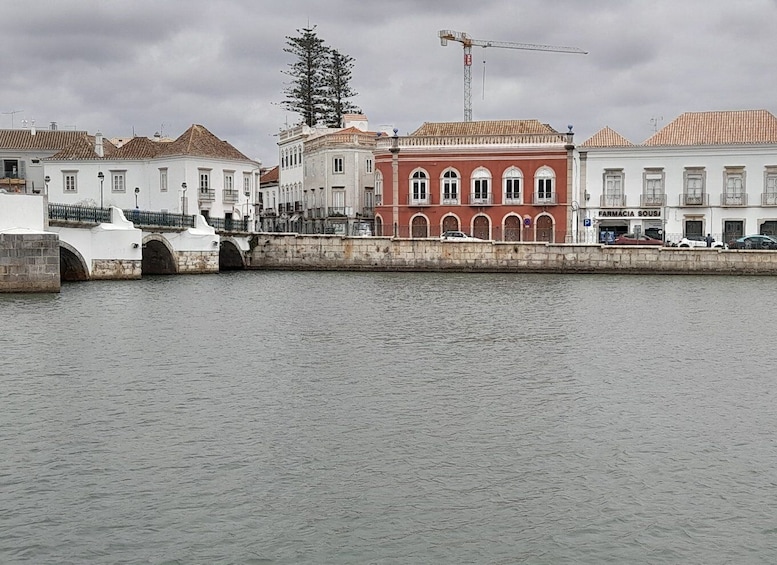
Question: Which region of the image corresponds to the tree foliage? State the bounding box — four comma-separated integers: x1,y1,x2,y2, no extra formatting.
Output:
281,26,360,128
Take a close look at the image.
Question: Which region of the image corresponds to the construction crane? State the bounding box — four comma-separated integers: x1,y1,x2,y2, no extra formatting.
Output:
438,29,587,122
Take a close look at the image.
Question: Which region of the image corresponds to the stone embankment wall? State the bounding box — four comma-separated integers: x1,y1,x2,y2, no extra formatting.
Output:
247,234,777,275
177,250,219,274
0,233,60,292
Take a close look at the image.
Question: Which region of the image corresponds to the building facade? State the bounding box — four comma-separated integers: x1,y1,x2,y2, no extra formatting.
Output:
373,120,575,241
44,124,262,228
578,110,777,245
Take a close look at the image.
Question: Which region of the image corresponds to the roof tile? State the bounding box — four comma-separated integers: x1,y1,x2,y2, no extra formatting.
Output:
643,110,777,146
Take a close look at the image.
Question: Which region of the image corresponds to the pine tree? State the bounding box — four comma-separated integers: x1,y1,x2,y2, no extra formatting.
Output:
281,27,360,128
281,26,329,127
323,49,361,128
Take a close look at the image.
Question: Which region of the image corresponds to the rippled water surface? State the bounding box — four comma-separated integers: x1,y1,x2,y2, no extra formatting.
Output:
2,271,777,564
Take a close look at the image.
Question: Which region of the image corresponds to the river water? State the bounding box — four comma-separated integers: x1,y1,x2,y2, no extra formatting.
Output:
2,271,777,564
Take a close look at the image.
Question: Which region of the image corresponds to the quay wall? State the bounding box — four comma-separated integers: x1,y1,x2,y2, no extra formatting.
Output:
0,232,60,292
247,234,777,275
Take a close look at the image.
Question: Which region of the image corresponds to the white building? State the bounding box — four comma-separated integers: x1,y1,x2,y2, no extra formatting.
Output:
577,109,777,245
277,114,377,234
45,124,262,228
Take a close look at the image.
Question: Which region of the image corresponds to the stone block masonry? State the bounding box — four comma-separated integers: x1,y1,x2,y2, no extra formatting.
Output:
247,234,777,275
0,233,60,292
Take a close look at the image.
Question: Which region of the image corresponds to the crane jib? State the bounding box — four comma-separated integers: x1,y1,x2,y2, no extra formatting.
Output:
464,54,471,66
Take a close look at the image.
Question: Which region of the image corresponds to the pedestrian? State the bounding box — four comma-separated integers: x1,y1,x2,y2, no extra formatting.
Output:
705,233,713,247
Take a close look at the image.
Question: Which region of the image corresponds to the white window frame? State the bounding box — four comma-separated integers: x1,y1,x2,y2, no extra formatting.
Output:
199,168,211,194
643,169,665,206
375,170,383,205
159,168,168,192
63,170,78,193
724,167,745,205
683,168,705,205
503,167,523,203
333,156,344,174
471,167,491,204
765,167,777,205
410,169,429,203
535,167,555,203
603,169,624,207
441,168,460,204
366,158,373,173
111,170,126,193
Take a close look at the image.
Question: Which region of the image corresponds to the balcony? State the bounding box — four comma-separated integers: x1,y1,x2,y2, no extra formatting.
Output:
640,194,666,207
361,207,375,218
720,193,747,207
532,194,557,206
762,193,777,206
468,193,493,206
679,193,708,206
328,206,347,217
260,207,277,217
222,189,239,203
600,194,626,207
198,188,216,201
407,196,431,206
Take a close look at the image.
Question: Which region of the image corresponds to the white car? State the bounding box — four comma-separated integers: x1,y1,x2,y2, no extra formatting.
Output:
441,230,482,241
675,236,724,249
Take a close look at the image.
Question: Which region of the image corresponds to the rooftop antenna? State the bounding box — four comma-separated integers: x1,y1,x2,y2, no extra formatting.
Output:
2,110,23,128
650,116,663,132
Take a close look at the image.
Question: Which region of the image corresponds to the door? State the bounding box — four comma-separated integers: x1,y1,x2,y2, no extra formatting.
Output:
536,216,553,242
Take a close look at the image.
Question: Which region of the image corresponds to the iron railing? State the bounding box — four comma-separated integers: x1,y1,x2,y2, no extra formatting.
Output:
122,209,196,228
207,217,250,232
49,203,111,224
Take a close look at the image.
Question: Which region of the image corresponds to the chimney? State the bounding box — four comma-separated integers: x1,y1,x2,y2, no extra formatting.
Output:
95,131,104,157
30,120,36,136
50,121,57,131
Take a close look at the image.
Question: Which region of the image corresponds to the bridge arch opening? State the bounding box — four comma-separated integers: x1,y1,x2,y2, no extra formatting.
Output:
142,237,177,275
219,239,245,270
59,242,89,281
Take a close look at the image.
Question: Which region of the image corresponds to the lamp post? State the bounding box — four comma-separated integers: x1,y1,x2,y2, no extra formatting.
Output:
181,182,187,215
389,128,400,237
134,186,139,209
571,201,579,243
97,171,104,208
245,190,251,231
44,175,50,195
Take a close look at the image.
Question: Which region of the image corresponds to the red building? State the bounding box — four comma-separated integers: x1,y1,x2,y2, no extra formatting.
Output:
373,120,575,241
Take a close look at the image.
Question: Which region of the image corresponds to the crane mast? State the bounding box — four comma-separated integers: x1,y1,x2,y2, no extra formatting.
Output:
438,29,587,122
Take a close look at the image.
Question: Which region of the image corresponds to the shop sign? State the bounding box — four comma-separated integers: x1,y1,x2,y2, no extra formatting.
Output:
598,209,661,218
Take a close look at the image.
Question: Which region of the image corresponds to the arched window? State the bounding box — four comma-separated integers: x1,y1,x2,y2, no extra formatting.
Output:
503,167,523,203
471,168,492,204
441,169,459,204
535,167,555,204
375,170,383,205
410,169,428,203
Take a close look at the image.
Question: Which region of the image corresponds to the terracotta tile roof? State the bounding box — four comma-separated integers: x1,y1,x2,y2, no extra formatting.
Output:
643,109,777,146
0,129,91,150
411,120,559,136
158,124,253,160
110,136,167,159
48,135,117,159
580,126,634,147
260,165,279,184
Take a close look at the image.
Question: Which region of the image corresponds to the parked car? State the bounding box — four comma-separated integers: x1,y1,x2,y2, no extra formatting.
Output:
727,234,777,249
612,233,664,245
441,230,482,241
674,235,724,248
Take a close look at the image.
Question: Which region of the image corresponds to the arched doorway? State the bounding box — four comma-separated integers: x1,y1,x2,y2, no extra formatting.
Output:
375,216,383,237
504,216,522,242
442,215,459,235
219,239,245,270
142,237,177,275
473,215,490,240
537,215,554,243
59,242,89,281
411,216,428,238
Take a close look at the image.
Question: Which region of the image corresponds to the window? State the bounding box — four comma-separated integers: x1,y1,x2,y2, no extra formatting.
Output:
366,158,373,173
765,167,777,205
411,170,428,202
503,167,522,203
224,171,234,191
375,171,383,205
683,168,705,205
442,169,459,204
159,168,168,192
643,169,665,206
723,167,745,206
243,173,251,194
332,189,345,214
365,188,374,210
111,170,126,192
471,168,491,203
199,169,211,193
333,156,344,173
603,169,624,207
535,167,555,203
63,171,77,192
3,159,20,178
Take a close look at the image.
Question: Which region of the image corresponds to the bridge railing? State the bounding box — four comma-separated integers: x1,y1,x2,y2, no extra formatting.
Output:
206,217,250,232
49,203,111,224
122,209,196,229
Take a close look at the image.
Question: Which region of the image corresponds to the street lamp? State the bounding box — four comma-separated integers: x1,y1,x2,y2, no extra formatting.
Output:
97,171,104,208
181,182,187,215
44,175,50,195
134,186,139,209
389,128,400,237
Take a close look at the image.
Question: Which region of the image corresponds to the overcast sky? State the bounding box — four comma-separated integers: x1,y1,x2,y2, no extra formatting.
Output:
5,0,777,165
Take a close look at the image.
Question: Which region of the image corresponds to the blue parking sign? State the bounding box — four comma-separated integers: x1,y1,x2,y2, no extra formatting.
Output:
583,218,591,227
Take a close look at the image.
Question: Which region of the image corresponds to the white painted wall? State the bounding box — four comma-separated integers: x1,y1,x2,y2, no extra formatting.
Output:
0,193,47,232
